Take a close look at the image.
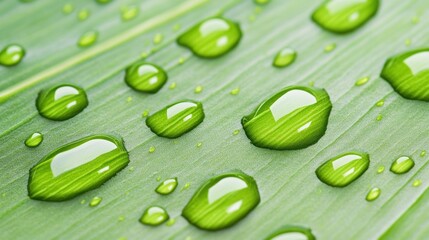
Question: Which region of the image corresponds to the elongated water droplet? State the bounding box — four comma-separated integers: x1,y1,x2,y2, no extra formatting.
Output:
312,0,379,33
413,179,422,187
266,226,316,240
36,84,88,121
124,62,167,93
0,44,25,66
78,31,98,47
182,172,260,231
355,76,369,86
375,99,384,107
149,146,156,153
25,132,43,148
89,196,102,207
324,43,336,52
146,100,204,138
78,9,90,21
28,135,129,201
273,48,297,68
177,17,242,58
390,156,414,174
420,150,426,157
242,86,332,150
376,114,383,121
230,88,240,95
381,49,429,101
155,178,178,195
139,206,169,226
121,6,139,21
366,187,380,201
194,85,203,94
316,152,370,187
377,165,385,174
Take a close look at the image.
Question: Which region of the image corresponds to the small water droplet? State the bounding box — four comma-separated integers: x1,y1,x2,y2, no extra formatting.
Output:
28,135,129,201
355,76,370,86
126,96,132,103
177,17,242,58
242,86,332,150
155,178,178,195
405,39,412,47
194,85,203,94
140,51,149,58
230,88,240,95
182,172,260,230
377,165,385,174
266,226,316,240
196,142,202,148
366,187,380,202
312,0,379,33
390,156,414,174
375,99,384,107
96,0,112,3
411,16,420,24
78,31,98,47
273,48,297,68
324,43,336,52
420,150,426,157
80,199,86,204
413,179,422,187
153,33,163,45
178,57,186,64
62,4,74,14
129,166,134,172
149,146,156,153
77,9,90,21
125,62,167,93
121,6,139,21
254,0,270,5
233,129,240,135
376,114,383,121
181,182,191,191
316,152,370,187
169,82,177,90
139,206,169,226
0,44,26,66
89,196,102,207
142,110,149,118
36,84,88,121
118,216,125,222
146,100,205,138
25,132,43,148
156,176,162,182
173,24,181,31
166,218,176,226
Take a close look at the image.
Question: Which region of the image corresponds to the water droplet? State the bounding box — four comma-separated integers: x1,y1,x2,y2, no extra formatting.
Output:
146,100,205,138
242,86,332,150
324,43,336,52
62,4,74,14
411,16,420,24
273,48,297,68
142,110,149,118
77,9,90,21
381,49,429,101
25,132,43,148
153,33,163,45
233,129,240,135
420,150,426,157
376,114,383,121
266,226,316,240
121,6,139,21
166,218,176,226
355,76,369,86
196,142,203,148
182,172,260,231
78,31,98,47
375,99,384,107
169,82,177,90
89,196,102,207
173,24,181,31
118,216,125,221
149,146,156,153
155,178,178,195
28,135,129,201
413,179,422,187
140,51,149,58
178,57,186,64
254,0,270,5
156,176,162,182
377,165,385,174
80,199,86,204
0,44,25,66
182,182,191,191
230,88,240,95
139,206,169,226
316,152,370,187
125,62,167,93
405,39,412,47
390,156,414,174
312,0,379,33
177,17,242,58
36,84,88,121
96,0,111,3
366,187,380,201
194,85,203,94
126,96,132,103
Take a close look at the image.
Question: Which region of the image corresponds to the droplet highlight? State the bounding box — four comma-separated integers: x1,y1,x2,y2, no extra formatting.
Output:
155,178,178,195
125,62,168,93
0,44,25,66
366,187,380,201
139,206,169,226
25,132,43,148
78,31,98,47
390,156,414,174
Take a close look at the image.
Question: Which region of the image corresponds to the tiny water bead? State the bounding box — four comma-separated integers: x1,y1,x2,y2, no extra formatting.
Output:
230,88,240,95
273,48,297,68
0,44,26,66
78,9,90,21
390,156,414,174
242,86,332,150
312,0,379,33
376,114,383,121
62,4,74,14
139,206,169,226
89,196,102,207
324,43,336,52
421,150,426,157
155,178,178,195
96,0,112,3
121,6,139,21
36,84,88,121
254,0,270,5
381,49,429,101
377,165,385,174
182,172,260,231
146,100,204,138
266,226,316,240
149,146,156,153
194,85,203,94
366,187,381,202
177,17,242,58
78,31,98,47
166,218,176,226
153,33,163,45
169,82,177,90
413,179,422,187
355,76,369,86
28,135,129,201
25,132,43,148
125,62,167,93
376,100,384,107
316,152,370,187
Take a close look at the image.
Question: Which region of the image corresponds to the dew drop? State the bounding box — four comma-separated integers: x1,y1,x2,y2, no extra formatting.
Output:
254,0,270,5
420,150,426,157
25,132,43,148
324,43,336,52
266,226,316,240
355,76,369,86
96,0,112,3
89,196,102,207
155,178,178,195
242,86,332,150
142,110,149,117
0,44,26,67
62,4,74,14
377,165,385,174
233,129,240,136
149,146,156,153
153,33,163,45
124,62,167,93
413,179,422,187
78,31,98,47
196,142,203,148
178,57,186,64
166,218,176,226
376,114,383,121
77,9,90,21
375,100,384,107
121,6,139,21
169,82,177,90
366,187,380,202
230,88,240,95
139,206,169,226
273,48,297,68
390,156,414,174
194,85,203,94
405,39,412,47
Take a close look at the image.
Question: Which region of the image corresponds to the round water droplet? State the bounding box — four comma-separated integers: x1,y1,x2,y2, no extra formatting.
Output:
266,226,316,240
194,85,203,94
376,114,383,121
146,100,205,138
230,88,240,95
312,0,379,33
25,132,43,148
381,49,429,101
177,17,242,58
125,62,167,93
78,9,90,21
273,48,297,68
36,84,88,121
0,44,26,66
420,150,426,157
28,135,129,201
366,187,380,201
182,172,260,231
78,31,98,47
390,156,414,174
316,152,370,187
149,146,156,153
155,178,178,195
242,86,332,150
89,196,102,207
139,206,169,226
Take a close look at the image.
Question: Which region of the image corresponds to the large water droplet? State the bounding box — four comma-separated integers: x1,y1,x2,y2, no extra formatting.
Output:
177,17,242,58
78,31,98,47
139,206,169,226
28,135,129,201
155,178,178,195
242,86,332,150
381,49,429,101
273,48,297,68
182,172,260,231
316,152,370,187
266,226,316,240
312,0,379,33
36,84,88,121
146,100,204,138
25,132,43,148
366,187,380,201
0,44,25,66
124,62,167,93
390,156,414,174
